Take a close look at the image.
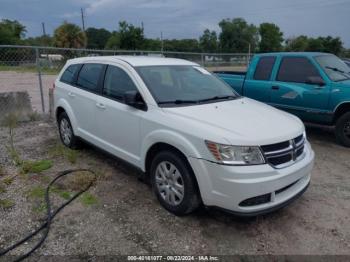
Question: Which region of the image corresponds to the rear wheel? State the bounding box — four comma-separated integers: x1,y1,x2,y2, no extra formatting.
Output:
150,150,201,215
335,112,350,147
58,112,80,149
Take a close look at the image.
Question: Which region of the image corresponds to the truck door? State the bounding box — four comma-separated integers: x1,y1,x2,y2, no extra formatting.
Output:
244,56,276,103
270,56,330,122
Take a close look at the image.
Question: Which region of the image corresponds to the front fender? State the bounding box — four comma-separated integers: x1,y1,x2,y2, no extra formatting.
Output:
140,129,202,172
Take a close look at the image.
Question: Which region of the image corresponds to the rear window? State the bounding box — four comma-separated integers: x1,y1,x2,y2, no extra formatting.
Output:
60,64,81,84
253,56,276,80
277,57,321,83
76,63,104,92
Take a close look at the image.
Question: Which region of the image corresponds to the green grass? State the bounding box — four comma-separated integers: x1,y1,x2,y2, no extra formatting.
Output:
27,186,46,199
58,191,71,200
0,65,59,75
27,111,41,121
0,199,15,209
33,202,47,213
21,160,53,174
80,192,98,206
49,143,78,164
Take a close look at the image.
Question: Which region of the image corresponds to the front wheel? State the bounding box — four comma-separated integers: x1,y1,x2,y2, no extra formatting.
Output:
150,150,201,216
335,112,350,147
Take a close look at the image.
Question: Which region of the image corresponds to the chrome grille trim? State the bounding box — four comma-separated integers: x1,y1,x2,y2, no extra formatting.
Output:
261,134,306,169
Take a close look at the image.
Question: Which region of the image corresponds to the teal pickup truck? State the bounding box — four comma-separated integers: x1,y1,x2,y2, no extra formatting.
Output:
216,52,350,147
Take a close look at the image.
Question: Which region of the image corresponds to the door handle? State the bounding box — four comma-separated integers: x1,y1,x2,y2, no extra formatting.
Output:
271,86,280,90
68,92,76,97
96,102,106,109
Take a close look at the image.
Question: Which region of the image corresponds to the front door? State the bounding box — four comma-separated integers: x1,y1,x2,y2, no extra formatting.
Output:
95,64,144,167
270,56,330,122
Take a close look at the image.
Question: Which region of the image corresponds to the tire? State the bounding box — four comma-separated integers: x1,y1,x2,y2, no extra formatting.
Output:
58,112,80,149
335,112,350,147
150,150,201,216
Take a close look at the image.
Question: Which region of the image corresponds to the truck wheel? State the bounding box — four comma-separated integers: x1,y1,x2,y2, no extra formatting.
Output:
335,112,350,147
58,112,80,149
150,150,201,216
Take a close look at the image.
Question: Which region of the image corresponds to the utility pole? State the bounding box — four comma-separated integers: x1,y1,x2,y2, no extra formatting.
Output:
141,22,144,32
81,8,85,31
161,31,164,54
41,22,46,36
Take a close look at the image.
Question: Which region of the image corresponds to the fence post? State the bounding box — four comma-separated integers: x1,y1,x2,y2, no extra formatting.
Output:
35,48,45,113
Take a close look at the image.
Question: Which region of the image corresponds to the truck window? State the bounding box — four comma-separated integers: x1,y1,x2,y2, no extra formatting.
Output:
253,56,276,80
76,63,104,92
60,64,81,84
277,57,321,83
103,65,138,101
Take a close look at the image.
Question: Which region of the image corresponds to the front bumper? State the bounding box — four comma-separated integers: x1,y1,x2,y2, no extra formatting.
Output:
188,142,314,216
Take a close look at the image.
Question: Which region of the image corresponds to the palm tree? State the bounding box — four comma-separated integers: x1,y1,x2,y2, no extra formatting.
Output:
53,22,87,48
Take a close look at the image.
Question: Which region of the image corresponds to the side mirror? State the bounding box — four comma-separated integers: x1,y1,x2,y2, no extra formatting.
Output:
305,76,325,87
123,90,147,110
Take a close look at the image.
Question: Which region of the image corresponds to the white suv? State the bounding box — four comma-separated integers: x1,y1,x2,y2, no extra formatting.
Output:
54,56,314,216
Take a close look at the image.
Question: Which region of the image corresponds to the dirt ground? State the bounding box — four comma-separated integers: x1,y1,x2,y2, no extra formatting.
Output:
0,118,350,259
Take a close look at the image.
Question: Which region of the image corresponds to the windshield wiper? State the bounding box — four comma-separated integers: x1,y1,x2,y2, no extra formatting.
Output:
325,66,350,78
198,95,237,103
158,99,199,105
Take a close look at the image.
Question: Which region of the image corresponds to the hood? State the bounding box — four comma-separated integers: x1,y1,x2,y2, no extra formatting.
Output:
162,97,304,146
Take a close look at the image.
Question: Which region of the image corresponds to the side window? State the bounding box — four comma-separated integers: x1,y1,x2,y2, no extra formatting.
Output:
103,65,138,100
60,64,81,84
277,57,321,83
253,56,276,80
76,63,104,92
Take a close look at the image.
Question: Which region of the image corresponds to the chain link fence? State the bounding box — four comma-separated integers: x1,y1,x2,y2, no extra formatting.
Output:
0,45,251,120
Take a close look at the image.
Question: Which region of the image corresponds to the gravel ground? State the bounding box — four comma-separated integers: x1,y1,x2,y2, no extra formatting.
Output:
0,119,350,260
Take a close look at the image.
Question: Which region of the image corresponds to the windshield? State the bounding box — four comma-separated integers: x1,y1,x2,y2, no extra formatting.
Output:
315,55,350,82
136,65,238,106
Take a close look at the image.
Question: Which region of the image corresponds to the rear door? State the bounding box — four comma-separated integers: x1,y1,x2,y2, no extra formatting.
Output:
270,56,330,121
70,63,105,141
243,56,276,103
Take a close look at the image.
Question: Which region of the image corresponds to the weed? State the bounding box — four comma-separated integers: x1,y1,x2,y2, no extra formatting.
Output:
0,199,15,209
66,171,95,191
2,176,14,185
49,143,79,164
0,164,4,176
0,183,6,194
28,111,41,121
3,113,22,166
80,192,98,206
21,160,53,174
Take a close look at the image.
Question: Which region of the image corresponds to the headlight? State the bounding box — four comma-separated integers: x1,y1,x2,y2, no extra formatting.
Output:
205,141,265,165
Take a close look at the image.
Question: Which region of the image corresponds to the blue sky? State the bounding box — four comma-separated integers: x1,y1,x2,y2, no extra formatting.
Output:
1,0,350,47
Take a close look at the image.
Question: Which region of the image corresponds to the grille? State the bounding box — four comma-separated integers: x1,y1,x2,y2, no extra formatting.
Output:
261,134,306,168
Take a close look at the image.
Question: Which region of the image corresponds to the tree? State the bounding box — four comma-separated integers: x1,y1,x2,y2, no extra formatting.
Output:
0,19,26,44
105,32,120,49
53,22,87,48
218,18,258,53
86,27,111,49
285,35,309,51
118,21,144,50
319,36,343,55
24,35,53,46
259,23,283,52
199,29,218,52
